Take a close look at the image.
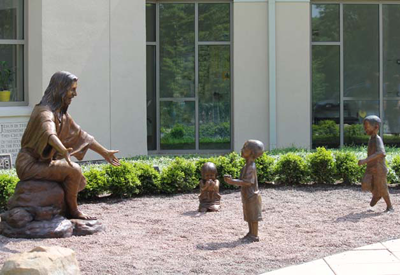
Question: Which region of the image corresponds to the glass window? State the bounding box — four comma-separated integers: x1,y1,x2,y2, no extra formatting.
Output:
160,3,195,98
0,0,24,104
199,45,231,149
312,4,340,42
312,45,340,148
146,2,232,151
160,101,195,150
199,3,230,42
146,4,156,42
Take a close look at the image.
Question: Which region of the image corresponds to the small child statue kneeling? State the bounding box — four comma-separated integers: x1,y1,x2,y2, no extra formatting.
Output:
198,162,221,213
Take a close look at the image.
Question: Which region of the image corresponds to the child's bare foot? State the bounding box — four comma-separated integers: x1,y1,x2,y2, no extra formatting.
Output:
385,206,394,213
70,210,96,220
245,234,260,242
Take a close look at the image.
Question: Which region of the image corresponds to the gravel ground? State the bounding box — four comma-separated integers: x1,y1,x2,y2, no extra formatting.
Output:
1,185,400,274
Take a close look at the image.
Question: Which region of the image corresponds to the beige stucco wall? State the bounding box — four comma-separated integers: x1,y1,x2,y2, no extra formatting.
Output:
276,2,311,148
233,1,269,151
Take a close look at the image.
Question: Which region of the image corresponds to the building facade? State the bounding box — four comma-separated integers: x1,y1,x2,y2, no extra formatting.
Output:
1,0,396,163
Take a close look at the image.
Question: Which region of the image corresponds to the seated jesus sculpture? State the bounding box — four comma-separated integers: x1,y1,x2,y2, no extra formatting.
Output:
15,71,120,220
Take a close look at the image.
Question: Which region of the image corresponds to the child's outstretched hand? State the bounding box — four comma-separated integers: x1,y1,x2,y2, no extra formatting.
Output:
358,159,367,166
224,174,233,185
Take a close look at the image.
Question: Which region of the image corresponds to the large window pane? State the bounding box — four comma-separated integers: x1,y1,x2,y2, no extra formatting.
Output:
147,46,156,150
160,4,195,98
344,100,379,145
344,5,379,100
312,4,339,42
312,45,340,148
199,45,231,150
146,4,156,42
383,100,400,146
383,5,400,99
160,101,195,150
199,4,230,42
0,0,23,40
0,45,24,102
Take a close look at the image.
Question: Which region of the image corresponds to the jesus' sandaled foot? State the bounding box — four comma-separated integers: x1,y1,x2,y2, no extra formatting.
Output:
70,210,97,220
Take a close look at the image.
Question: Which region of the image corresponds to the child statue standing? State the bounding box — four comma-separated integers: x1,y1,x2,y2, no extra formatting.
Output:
224,140,264,242
198,162,221,213
358,115,394,212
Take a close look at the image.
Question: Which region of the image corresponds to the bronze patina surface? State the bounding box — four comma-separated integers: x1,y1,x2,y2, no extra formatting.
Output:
358,115,393,212
198,162,221,213
0,71,119,238
224,140,264,242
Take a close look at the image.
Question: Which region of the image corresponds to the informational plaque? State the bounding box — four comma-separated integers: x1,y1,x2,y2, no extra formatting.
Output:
0,122,27,164
0,154,12,169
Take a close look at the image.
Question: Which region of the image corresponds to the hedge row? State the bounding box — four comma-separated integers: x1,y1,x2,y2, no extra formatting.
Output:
1,148,400,208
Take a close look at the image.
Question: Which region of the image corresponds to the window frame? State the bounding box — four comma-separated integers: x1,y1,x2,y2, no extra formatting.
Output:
146,0,233,154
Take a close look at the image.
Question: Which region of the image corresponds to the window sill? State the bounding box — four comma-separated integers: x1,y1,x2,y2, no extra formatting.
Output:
0,106,33,118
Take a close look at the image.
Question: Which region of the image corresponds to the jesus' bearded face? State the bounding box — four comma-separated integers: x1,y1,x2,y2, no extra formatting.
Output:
63,81,78,108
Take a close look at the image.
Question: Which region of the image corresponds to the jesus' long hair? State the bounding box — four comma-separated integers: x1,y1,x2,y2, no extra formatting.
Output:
39,71,78,114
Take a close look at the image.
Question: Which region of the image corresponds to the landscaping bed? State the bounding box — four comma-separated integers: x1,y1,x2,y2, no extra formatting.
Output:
0,185,399,274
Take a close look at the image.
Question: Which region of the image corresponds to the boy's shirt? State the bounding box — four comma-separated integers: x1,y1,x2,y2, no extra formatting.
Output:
239,162,259,201
366,135,387,174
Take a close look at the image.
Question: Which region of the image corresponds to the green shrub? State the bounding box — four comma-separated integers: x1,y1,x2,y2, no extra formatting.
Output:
255,152,275,183
334,151,361,184
79,168,107,200
105,161,141,197
132,162,161,195
214,152,243,189
0,174,18,209
274,153,308,185
391,155,400,179
387,165,399,184
159,157,198,194
308,147,336,184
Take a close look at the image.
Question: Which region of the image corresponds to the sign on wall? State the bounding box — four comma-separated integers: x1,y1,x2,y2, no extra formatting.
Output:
0,122,27,164
0,154,12,169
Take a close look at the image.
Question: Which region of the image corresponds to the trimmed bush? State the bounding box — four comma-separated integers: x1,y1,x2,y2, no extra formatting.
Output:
79,168,107,200
391,155,400,179
132,162,161,195
308,147,336,184
255,152,275,184
334,151,361,184
159,157,198,194
105,161,141,197
215,152,243,189
0,174,18,209
274,153,308,185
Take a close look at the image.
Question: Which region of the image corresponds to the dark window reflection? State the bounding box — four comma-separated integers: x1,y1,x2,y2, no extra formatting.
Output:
199,4,230,42
312,45,340,148
312,4,339,42
146,46,156,150
160,4,195,98
160,101,195,150
199,45,231,150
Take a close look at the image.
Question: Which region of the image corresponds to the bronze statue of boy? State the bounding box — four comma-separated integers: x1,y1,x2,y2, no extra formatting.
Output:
16,71,120,220
198,162,221,213
358,115,393,212
224,140,264,242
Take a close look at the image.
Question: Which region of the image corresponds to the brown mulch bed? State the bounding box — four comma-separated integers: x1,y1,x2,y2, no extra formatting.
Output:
1,185,400,274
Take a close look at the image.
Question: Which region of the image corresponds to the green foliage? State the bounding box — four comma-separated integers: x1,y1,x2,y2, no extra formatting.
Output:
159,158,198,194
334,151,362,184
274,153,308,185
313,120,339,137
0,174,18,209
387,165,399,184
132,162,161,195
79,168,107,200
255,152,275,183
308,147,336,184
215,152,243,189
105,161,141,197
391,155,400,179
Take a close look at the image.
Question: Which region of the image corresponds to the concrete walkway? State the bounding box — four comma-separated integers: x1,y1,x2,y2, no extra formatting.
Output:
262,239,400,275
